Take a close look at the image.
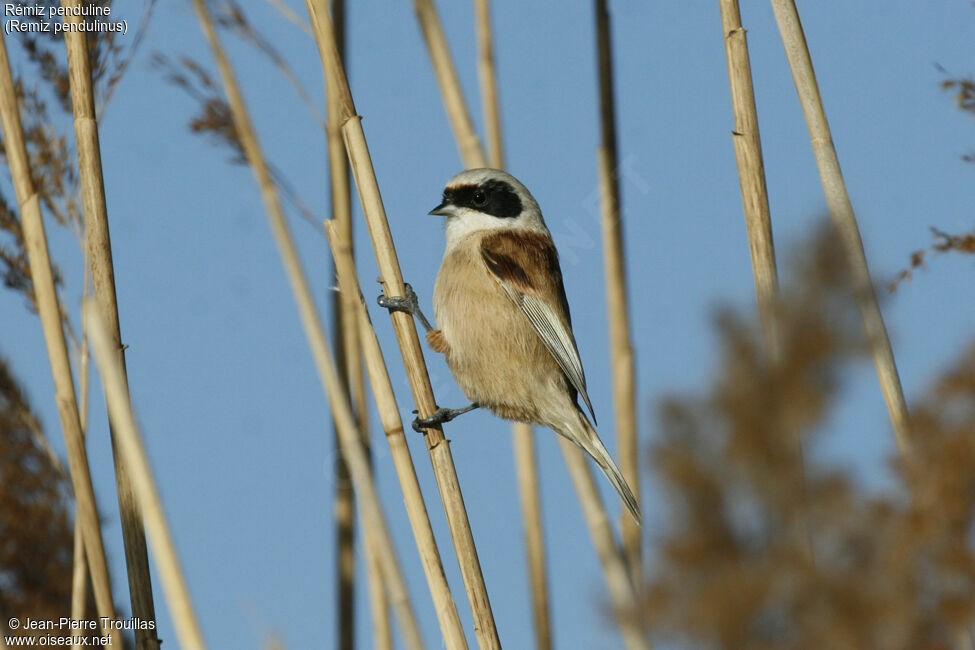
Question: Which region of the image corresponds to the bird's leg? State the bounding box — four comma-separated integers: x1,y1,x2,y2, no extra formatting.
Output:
377,283,434,332
412,402,480,432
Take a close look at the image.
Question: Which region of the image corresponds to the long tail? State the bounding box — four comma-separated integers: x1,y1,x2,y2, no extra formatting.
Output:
561,412,641,526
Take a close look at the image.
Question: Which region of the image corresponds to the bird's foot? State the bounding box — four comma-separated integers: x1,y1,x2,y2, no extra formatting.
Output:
377,283,433,332
412,402,480,432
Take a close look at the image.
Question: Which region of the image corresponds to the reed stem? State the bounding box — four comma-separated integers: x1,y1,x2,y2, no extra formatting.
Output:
190,2,426,647
769,0,911,452
0,29,117,645
472,3,554,645
413,0,487,168
85,303,206,650
304,2,502,646
717,0,780,360
474,0,503,170
326,220,469,650
512,423,552,650
594,0,642,586
60,3,161,645
322,1,386,647
558,440,649,650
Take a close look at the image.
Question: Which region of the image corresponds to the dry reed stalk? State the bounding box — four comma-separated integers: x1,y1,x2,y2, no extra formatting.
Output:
304,2,502,647
0,30,118,644
594,0,642,586
512,422,552,650
266,0,313,36
768,0,911,452
558,440,649,650
716,0,780,358
71,261,92,641
418,0,641,640
473,0,502,170
472,3,553,645
325,220,469,650
322,1,381,647
189,3,426,648
60,4,161,645
413,0,487,168
70,520,86,624
719,0,817,564
84,302,206,650
364,536,393,650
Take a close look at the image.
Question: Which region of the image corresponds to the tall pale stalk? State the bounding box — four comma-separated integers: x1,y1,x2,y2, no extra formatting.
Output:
474,0,503,169
0,30,117,644
60,3,161,646
473,2,553,646
719,0,818,561
512,423,552,650
84,303,206,650
72,260,92,634
769,0,911,452
416,0,642,641
716,0,780,358
322,1,388,647
413,0,487,168
594,0,641,586
304,2,502,647
189,3,425,648
559,440,649,650
325,221,469,650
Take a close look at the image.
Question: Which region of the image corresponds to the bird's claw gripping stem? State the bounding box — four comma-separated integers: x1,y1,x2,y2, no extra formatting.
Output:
377,283,434,332
411,402,480,433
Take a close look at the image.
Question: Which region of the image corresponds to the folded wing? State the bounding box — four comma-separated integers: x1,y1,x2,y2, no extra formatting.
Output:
480,231,597,424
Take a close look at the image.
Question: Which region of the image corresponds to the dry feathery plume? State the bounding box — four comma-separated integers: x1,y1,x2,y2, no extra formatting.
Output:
0,356,101,645
936,64,975,119
1,0,153,317
7,0,154,116
0,85,75,315
642,222,975,650
149,53,324,233
890,227,975,291
212,1,326,128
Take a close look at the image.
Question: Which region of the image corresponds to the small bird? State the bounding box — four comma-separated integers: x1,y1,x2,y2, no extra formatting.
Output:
381,168,640,524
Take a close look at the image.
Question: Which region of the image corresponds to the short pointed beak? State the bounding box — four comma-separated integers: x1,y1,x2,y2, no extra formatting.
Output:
428,202,457,217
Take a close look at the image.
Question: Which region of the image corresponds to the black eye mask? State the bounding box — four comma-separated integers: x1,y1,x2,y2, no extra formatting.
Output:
445,179,523,219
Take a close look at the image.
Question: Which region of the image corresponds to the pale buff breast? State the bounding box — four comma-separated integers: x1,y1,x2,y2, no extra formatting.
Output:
433,233,567,423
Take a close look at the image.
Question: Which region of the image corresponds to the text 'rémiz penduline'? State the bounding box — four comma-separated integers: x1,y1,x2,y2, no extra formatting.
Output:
4,3,127,35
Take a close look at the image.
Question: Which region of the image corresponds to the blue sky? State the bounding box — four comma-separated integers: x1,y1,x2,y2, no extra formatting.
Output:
3,1,974,648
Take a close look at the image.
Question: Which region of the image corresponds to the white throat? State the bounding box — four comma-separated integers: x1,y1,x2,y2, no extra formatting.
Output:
443,208,546,252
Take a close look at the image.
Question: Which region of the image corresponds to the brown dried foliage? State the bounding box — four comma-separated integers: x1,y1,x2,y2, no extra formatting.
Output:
151,9,323,232
643,224,975,650
890,227,975,291
891,66,975,290
0,0,154,314
0,355,98,640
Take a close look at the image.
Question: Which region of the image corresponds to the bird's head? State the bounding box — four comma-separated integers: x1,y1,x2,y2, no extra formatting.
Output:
430,168,547,246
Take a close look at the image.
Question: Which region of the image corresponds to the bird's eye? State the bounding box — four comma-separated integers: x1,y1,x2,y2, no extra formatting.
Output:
472,190,487,207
